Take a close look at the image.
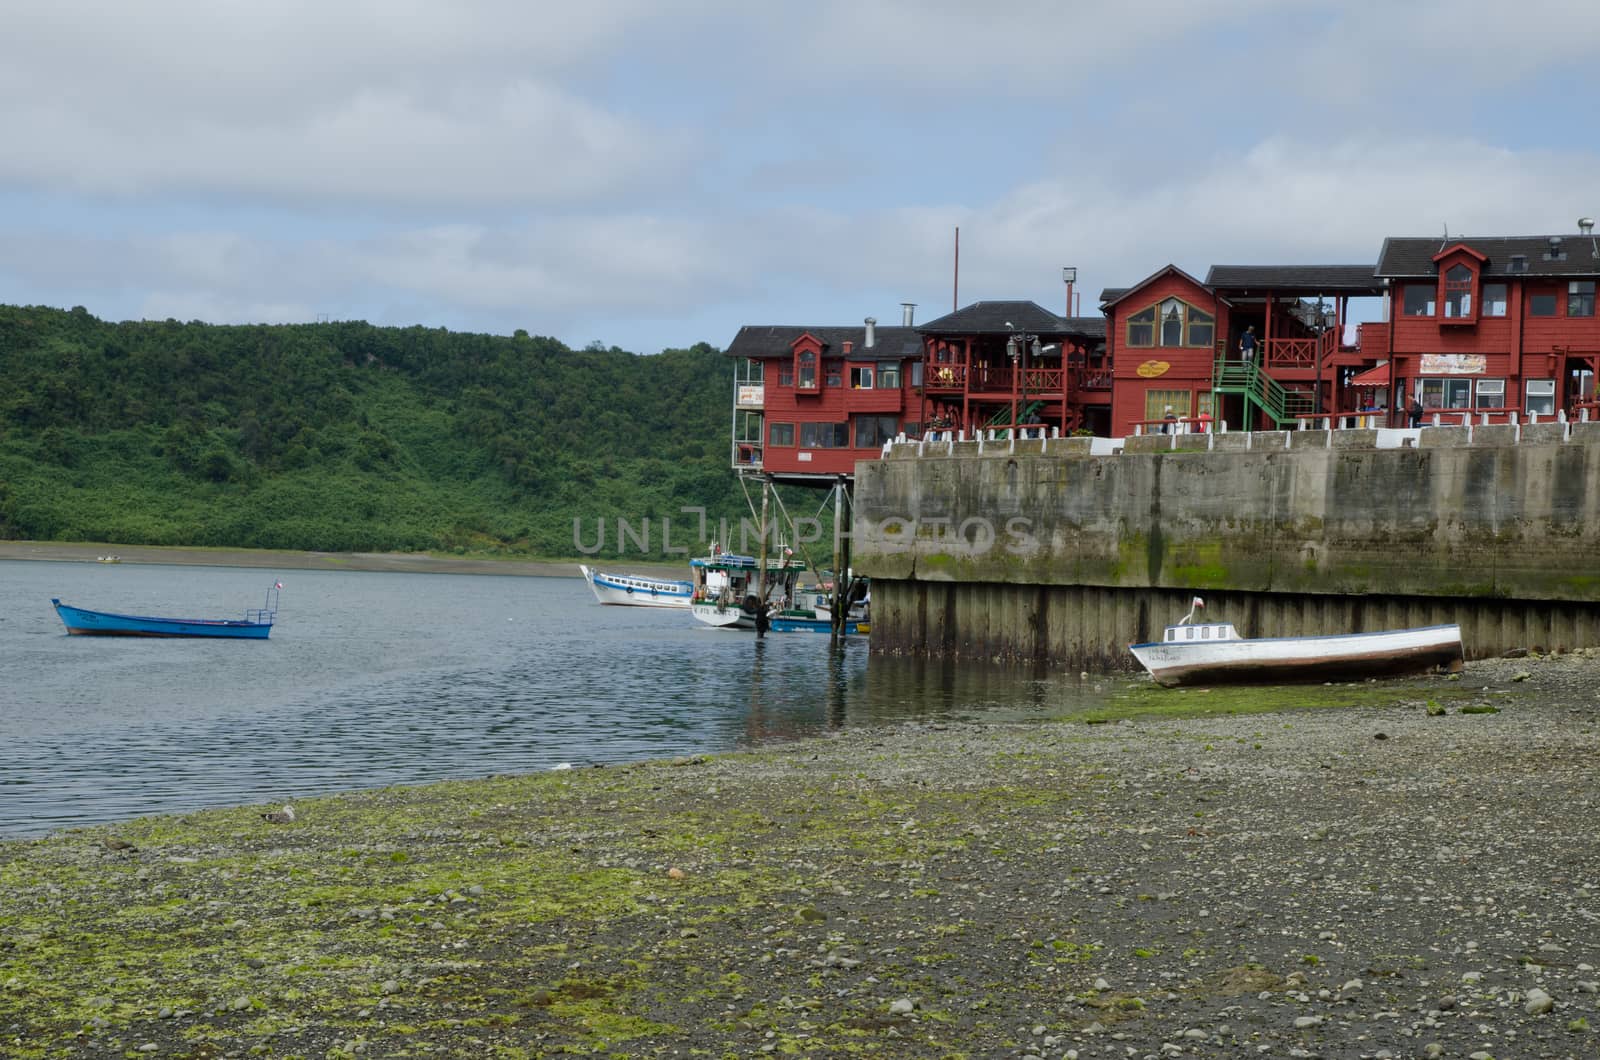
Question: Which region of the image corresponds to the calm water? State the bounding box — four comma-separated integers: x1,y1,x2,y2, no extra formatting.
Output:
0,560,1120,838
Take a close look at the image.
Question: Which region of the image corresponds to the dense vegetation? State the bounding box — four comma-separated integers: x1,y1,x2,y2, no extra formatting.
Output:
0,304,763,559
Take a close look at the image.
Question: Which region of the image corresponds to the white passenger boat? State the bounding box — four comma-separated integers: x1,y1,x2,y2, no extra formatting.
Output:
1130,598,1463,687
578,565,692,608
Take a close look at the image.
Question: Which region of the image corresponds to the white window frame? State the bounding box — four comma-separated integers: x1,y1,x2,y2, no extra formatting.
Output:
1525,378,1556,417
1474,378,1504,409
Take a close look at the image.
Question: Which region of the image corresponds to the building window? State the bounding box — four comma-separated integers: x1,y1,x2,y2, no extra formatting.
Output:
1144,389,1190,425
825,364,842,387
799,422,849,448
849,366,874,389
1443,264,1474,319
1127,306,1155,347
1420,378,1471,410
910,362,924,387
877,362,901,389
777,367,793,386
1529,292,1558,317
1474,378,1504,409
1526,379,1556,417
796,350,817,390
1130,300,1213,349
1483,283,1508,317
853,415,898,447
1569,281,1596,317
1403,285,1435,316
1160,299,1185,346
768,422,794,447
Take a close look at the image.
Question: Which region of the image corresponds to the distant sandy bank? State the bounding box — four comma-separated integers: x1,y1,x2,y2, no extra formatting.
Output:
0,540,687,578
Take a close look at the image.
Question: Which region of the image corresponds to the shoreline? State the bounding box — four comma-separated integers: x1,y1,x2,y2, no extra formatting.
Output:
0,540,690,578
3,654,1597,1056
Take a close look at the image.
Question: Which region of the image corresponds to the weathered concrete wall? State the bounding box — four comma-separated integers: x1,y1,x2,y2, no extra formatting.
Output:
854,423,1600,664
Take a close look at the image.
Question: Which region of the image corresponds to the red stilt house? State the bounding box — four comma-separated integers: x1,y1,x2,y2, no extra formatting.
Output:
724,317,923,482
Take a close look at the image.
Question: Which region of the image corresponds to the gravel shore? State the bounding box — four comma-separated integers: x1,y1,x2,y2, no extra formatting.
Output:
2,654,1598,1058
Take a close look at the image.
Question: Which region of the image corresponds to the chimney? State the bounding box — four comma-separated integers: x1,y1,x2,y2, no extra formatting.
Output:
1581,217,1595,235
864,317,877,348
842,341,852,355
901,302,916,326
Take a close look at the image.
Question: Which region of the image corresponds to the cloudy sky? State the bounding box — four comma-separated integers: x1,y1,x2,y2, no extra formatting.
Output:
3,0,1599,353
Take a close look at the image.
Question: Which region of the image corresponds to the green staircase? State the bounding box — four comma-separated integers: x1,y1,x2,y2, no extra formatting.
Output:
1212,355,1315,428
985,399,1045,428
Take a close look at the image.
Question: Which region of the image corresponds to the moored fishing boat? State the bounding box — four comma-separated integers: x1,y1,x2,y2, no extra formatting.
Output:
688,550,869,634
688,550,802,631
578,564,692,608
52,582,282,639
1130,597,1463,687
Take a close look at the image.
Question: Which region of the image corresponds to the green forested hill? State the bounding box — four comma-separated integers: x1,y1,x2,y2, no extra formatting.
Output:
0,304,753,558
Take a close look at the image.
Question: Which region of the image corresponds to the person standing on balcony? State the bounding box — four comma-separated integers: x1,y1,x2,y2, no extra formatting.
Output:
1239,326,1257,365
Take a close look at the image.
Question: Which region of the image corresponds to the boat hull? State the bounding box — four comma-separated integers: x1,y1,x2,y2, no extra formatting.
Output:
769,614,869,635
52,600,272,639
690,602,755,629
1130,624,1463,687
579,565,692,608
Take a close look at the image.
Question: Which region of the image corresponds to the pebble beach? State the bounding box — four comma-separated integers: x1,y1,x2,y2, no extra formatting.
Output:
2,654,1598,1058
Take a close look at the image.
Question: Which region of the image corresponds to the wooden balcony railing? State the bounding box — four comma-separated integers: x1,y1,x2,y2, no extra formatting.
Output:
1263,331,1339,369
1070,367,1113,391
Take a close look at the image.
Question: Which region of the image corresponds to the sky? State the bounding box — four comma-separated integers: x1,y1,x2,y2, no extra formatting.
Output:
3,0,1600,354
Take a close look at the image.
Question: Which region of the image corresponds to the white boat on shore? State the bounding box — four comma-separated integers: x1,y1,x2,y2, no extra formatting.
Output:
1130,598,1463,687
578,565,692,608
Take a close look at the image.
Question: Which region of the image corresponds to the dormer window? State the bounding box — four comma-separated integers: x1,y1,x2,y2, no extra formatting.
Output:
1442,264,1475,323
795,348,818,392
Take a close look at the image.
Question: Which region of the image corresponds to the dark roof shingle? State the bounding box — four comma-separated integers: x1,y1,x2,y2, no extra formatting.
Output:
723,325,921,360
1377,236,1600,279
916,300,1104,337
1205,264,1381,293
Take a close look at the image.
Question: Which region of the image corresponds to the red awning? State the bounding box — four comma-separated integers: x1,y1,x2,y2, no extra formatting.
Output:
1348,362,1391,387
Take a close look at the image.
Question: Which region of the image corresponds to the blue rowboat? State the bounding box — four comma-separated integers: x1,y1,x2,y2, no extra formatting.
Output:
52,583,281,639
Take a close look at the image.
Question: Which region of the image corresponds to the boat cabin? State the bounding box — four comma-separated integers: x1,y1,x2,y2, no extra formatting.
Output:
1163,621,1240,643
689,552,806,608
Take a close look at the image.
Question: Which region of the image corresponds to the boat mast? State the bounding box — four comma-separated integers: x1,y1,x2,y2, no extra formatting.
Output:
755,475,770,637
830,475,852,639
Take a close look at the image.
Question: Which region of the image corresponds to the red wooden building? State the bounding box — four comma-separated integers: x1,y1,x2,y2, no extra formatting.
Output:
916,301,1109,438
724,316,924,483
725,224,1600,466
1102,264,1383,436
1371,230,1600,420
724,302,1106,482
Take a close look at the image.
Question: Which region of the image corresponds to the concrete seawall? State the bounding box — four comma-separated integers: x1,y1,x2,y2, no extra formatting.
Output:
853,421,1600,665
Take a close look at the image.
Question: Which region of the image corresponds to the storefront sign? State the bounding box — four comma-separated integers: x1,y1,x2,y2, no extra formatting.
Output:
1419,354,1486,375
1135,360,1171,378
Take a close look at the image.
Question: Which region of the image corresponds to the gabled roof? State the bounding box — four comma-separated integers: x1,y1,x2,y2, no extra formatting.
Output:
1205,264,1382,294
1431,242,1487,265
1098,265,1212,309
723,325,921,360
1377,235,1600,279
917,300,1068,336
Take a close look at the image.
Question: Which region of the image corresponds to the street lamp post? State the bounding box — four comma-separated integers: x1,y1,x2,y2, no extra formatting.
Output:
1006,330,1041,433
1063,266,1077,317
